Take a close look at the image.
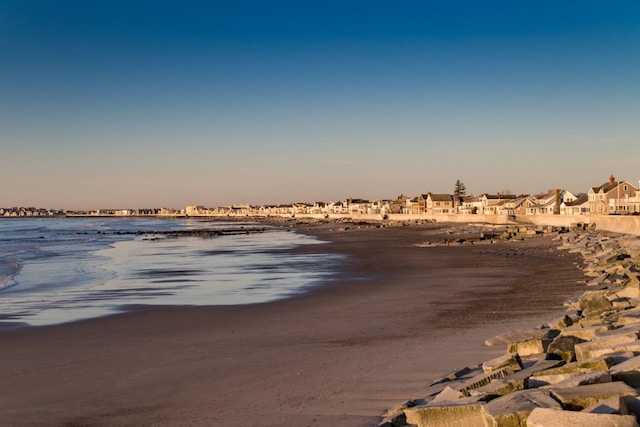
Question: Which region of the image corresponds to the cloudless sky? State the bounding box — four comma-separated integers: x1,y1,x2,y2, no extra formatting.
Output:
2,1,639,209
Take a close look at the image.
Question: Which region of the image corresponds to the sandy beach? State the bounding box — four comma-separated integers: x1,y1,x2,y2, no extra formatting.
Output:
0,222,589,427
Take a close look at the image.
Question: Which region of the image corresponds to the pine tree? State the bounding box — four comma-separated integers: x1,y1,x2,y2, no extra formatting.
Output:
453,180,466,204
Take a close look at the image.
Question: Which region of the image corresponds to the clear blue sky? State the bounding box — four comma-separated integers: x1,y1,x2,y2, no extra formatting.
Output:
2,1,639,209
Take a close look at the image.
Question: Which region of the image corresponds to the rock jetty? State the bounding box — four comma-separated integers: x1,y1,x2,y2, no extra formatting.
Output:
381,227,640,427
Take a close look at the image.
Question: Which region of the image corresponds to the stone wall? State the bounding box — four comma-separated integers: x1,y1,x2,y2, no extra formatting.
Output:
519,215,640,236
198,211,640,236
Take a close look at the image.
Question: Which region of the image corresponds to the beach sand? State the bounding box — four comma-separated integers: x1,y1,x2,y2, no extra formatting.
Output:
0,222,588,427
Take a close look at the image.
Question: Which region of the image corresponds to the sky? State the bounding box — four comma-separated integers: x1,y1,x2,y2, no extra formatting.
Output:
1,1,639,210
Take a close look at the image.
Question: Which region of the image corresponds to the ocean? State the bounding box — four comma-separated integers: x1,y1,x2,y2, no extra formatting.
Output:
0,217,341,327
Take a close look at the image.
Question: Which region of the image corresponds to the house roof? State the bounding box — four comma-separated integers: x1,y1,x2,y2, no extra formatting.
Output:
428,193,453,202
534,189,567,203
504,197,533,208
590,181,618,194
463,195,483,202
484,194,518,200
530,198,557,209
564,194,589,206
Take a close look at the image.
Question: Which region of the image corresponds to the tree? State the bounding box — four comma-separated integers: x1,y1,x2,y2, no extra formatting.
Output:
453,180,467,203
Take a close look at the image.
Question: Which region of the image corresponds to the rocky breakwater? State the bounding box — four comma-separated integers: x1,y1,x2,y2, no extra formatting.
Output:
381,229,640,427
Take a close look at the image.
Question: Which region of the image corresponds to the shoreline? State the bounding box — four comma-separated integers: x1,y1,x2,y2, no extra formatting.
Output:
0,221,589,426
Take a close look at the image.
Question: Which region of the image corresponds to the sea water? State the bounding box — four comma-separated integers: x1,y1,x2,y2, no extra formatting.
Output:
0,217,341,327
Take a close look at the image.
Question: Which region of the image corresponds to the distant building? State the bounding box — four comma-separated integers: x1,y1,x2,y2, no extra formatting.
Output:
560,194,589,215
426,193,454,214
588,175,639,215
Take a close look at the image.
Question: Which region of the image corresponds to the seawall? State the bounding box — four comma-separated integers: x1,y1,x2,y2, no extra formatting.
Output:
252,213,640,236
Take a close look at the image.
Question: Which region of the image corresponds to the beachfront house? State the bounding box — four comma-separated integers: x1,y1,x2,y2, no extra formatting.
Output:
458,195,483,214
416,194,429,214
526,190,577,215
629,184,640,214
588,176,639,215
345,198,370,214
501,196,536,216
308,202,327,215
369,199,385,215
426,193,455,214
560,194,589,215
327,201,346,215
481,194,517,215
388,195,411,214
409,196,420,214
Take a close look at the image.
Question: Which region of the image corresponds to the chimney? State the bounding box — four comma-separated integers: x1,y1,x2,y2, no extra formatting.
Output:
610,175,616,184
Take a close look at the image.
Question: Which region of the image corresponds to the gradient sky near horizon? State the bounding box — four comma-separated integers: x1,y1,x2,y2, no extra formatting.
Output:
2,1,639,210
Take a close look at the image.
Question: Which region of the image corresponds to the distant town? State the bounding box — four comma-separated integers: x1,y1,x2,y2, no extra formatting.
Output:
3,175,640,218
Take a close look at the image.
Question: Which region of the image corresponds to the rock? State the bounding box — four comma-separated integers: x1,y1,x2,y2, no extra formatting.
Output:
549,381,637,411
482,353,523,374
547,335,586,363
547,314,574,330
431,386,465,403
507,339,550,357
616,312,640,325
467,379,520,400
559,324,610,341
573,331,639,361
623,395,640,421
531,370,612,388
404,401,486,427
592,323,640,338
380,399,422,427
484,329,549,347
575,341,640,362
579,290,613,317
429,365,481,386
481,389,560,427
614,283,640,300
578,316,614,328
610,355,640,387
457,367,513,396
531,356,614,377
583,395,626,414
526,407,639,427
502,359,566,390
587,273,610,287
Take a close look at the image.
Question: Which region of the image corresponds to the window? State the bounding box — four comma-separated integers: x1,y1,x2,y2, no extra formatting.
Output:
624,185,628,191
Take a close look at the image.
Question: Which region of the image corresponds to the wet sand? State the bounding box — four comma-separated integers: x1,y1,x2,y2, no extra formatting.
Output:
0,222,588,426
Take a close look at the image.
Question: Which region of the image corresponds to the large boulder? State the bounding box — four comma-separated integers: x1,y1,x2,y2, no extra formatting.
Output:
457,367,514,396
610,355,640,387
484,329,555,357
482,353,523,374
530,370,612,388
583,395,627,414
547,335,586,363
526,407,639,427
468,379,520,400
502,359,566,390
404,400,486,427
480,389,560,427
579,290,613,317
559,324,610,341
575,341,640,362
484,329,549,347
549,381,637,411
